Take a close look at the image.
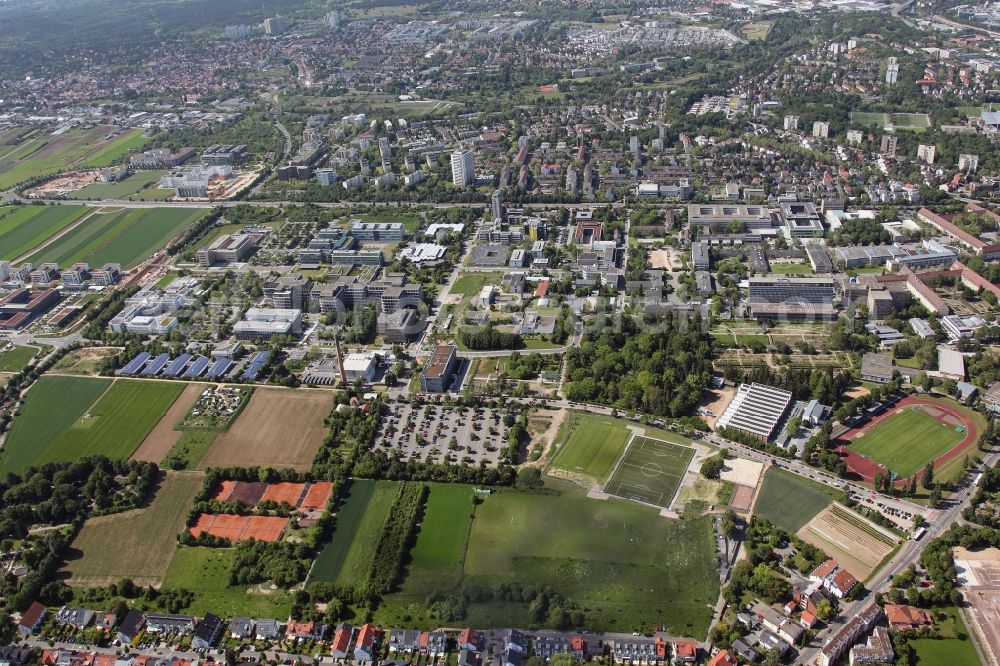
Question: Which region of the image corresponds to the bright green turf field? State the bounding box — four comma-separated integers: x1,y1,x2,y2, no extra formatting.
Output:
847,406,964,478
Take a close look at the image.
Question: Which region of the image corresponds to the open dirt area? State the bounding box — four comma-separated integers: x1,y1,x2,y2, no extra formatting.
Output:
698,387,736,428
51,346,122,375
797,503,897,581
720,457,764,487
954,547,1000,666
25,172,95,198
199,388,333,471
131,383,204,463
649,248,683,270
845,386,871,399
730,485,755,512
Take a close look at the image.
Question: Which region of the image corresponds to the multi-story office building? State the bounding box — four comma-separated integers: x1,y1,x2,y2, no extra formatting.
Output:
419,345,458,392
233,308,302,340
263,16,287,34
197,233,258,267
349,221,404,242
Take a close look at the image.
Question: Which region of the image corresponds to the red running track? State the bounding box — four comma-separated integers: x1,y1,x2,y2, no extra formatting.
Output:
834,396,977,487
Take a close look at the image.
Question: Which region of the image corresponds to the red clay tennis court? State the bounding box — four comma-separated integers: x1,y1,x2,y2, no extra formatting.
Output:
189,513,289,542
300,481,335,511
260,482,307,506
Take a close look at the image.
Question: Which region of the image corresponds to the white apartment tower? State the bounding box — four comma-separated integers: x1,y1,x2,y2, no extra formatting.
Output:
450,149,475,187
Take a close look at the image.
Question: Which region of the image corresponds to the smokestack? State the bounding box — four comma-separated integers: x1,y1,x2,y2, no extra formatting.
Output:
334,332,347,386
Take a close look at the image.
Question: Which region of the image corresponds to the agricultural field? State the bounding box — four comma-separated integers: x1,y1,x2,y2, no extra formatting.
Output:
604,436,696,508
198,388,333,471
846,402,968,478
160,547,292,617
0,126,147,190
131,383,205,464
50,346,120,375
0,205,91,260
393,483,474,595
376,486,720,636
0,377,183,474
0,344,39,372
796,503,898,581
311,480,397,584
549,412,632,483
61,471,202,587
27,206,208,269
68,170,169,200
0,376,112,475
753,467,835,532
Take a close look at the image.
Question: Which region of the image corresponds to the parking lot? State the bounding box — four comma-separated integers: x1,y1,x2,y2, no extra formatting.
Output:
376,402,514,466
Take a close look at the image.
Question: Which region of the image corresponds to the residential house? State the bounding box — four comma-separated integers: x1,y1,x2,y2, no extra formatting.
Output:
458,628,485,652
331,624,354,658
144,614,196,635
288,621,326,642
570,635,588,661
501,649,524,666
0,645,32,666
729,639,759,663
672,639,697,663
17,602,47,636
389,629,420,653
254,618,282,641
229,618,254,640
192,613,224,649
55,607,94,629
707,651,737,666
534,637,570,660
848,626,894,664
458,650,482,666
884,604,933,631
354,624,379,661
810,559,859,599
419,630,447,656
116,609,145,644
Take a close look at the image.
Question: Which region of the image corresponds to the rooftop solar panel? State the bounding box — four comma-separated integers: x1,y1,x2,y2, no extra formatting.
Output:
120,351,151,375
164,353,192,377
206,358,233,378
142,353,170,376
184,356,210,378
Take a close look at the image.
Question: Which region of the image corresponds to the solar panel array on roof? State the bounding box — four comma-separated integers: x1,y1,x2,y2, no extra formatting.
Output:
241,351,271,381
184,356,210,378
206,358,233,379
164,354,193,377
142,353,170,376
120,352,151,375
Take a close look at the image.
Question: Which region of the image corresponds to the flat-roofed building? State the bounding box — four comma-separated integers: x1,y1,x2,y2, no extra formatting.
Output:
834,245,908,268
748,276,837,322
197,233,259,267
716,382,794,442
938,347,966,380
691,241,710,270
688,204,774,232
860,352,893,384
233,308,302,340
779,201,824,238
350,221,404,242
419,344,458,393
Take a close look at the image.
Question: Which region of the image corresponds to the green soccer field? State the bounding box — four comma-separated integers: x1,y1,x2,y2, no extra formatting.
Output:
851,111,890,128
847,406,965,478
550,413,632,481
0,377,183,474
753,468,834,532
604,436,695,508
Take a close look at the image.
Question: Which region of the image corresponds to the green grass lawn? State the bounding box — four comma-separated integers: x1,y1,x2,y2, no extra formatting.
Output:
908,606,981,666
891,113,931,129
0,376,112,475
549,412,632,481
0,205,91,260
847,406,965,478
0,377,182,474
0,345,38,372
310,479,398,584
451,273,497,301
851,111,890,128
69,170,168,200
754,467,834,532
28,207,208,268
161,547,292,617
378,485,720,636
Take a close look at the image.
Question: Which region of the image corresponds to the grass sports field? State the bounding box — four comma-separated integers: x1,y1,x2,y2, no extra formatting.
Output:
199,388,332,471
550,413,632,482
604,436,695,508
0,205,91,260
27,207,208,268
851,111,889,128
850,111,931,130
0,126,147,190
376,486,719,636
0,377,183,474
61,471,201,587
909,607,980,666
754,467,835,532
0,345,38,372
310,480,397,584
161,547,292,617
847,405,965,478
